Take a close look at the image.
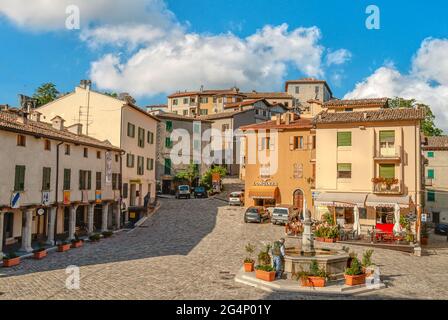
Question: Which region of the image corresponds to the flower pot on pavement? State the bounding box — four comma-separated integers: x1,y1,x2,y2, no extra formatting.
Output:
58,244,71,252
2,257,20,267
244,262,254,272
255,269,276,282
71,240,84,248
33,250,47,260
344,274,367,286
300,276,326,287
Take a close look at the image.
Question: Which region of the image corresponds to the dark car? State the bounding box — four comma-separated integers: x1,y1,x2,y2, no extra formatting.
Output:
244,206,269,224
435,223,448,235
194,186,208,198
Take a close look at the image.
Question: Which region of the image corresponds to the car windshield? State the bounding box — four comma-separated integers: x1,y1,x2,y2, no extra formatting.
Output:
230,193,241,197
179,186,189,191
246,208,260,214
273,208,288,215
196,187,205,192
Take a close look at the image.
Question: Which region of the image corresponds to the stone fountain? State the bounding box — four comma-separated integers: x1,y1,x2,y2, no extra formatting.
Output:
283,210,349,279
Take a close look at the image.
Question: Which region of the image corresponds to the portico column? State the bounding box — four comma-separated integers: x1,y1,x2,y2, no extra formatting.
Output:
68,205,78,240
0,212,4,259
20,209,33,253
102,203,109,232
115,202,121,230
46,207,57,246
87,204,94,234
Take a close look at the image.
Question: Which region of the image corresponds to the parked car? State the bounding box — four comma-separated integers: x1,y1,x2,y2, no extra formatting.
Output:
271,205,300,225
229,191,244,206
435,223,448,235
175,185,191,199
244,206,269,223
194,186,208,198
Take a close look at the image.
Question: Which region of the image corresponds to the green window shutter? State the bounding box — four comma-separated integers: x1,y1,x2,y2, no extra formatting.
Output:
164,159,171,175
337,132,352,146
427,191,435,202
427,151,434,158
64,169,71,190
337,163,352,172
14,165,25,191
165,137,172,148
379,130,395,143
166,121,173,132
427,169,435,179
379,164,395,179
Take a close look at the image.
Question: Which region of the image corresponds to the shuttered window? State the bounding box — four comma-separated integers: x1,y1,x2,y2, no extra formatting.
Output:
427,169,435,179
166,121,173,132
137,156,144,176
147,131,154,144
164,158,171,175
165,137,173,148
63,169,71,190
337,132,352,147
138,127,145,148
14,165,26,191
427,151,435,158
379,164,395,179
96,172,102,190
337,163,352,179
42,167,51,191
427,191,435,202
379,130,395,143
127,123,135,137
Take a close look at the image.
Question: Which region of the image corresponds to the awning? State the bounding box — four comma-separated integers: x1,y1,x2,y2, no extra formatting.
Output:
248,186,279,199
315,193,368,208
365,194,411,208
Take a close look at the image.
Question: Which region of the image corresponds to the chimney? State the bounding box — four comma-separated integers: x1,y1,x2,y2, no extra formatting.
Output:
79,79,92,90
29,110,41,122
67,123,83,135
51,116,65,130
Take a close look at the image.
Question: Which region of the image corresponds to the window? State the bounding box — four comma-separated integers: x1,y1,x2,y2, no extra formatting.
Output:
427,191,435,202
44,140,51,151
260,137,271,150
115,154,119,162
427,169,435,179
337,132,352,147
294,136,304,149
14,165,26,191
164,158,171,175
65,144,71,155
126,154,135,168
191,98,196,103
315,86,320,96
63,169,71,190
337,163,352,179
96,172,102,190
83,148,88,158
137,127,145,148
122,183,128,198
96,151,101,159
379,164,395,179
79,170,92,190
147,158,154,171
213,97,217,103
295,86,300,94
17,135,26,147
147,131,154,144
200,97,208,103
42,167,51,191
165,137,173,148
200,109,208,115
222,124,230,132
112,173,118,190
172,99,178,106
166,120,173,132
312,135,316,149
137,156,144,175
359,208,367,219
379,130,395,149
183,98,189,104
293,163,303,179
127,123,135,137
427,151,435,158
344,108,353,112
183,110,188,116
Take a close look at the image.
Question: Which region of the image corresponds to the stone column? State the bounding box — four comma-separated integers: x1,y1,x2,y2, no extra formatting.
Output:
46,207,57,246
115,202,121,230
102,203,109,232
68,205,78,240
0,211,4,259
88,204,94,234
20,209,34,253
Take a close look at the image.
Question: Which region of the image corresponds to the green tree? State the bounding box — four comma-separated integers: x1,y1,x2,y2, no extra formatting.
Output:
33,83,59,106
200,166,227,191
388,97,443,136
174,162,200,186
104,92,119,98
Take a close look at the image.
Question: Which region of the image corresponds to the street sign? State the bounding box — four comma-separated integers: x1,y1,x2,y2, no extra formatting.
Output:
421,214,428,222
11,192,20,209
312,191,320,200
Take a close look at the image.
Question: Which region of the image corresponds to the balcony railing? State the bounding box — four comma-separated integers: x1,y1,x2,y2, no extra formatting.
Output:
372,178,403,194
425,178,433,186
374,146,401,161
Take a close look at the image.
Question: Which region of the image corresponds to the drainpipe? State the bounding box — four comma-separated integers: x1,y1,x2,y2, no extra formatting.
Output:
119,150,125,225
55,141,64,242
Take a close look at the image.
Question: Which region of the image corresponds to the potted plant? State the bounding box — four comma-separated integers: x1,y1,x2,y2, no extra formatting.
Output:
420,223,429,246
2,253,20,267
71,235,84,248
102,231,114,238
295,260,328,287
257,244,271,266
344,256,366,286
89,233,101,242
32,244,47,260
361,249,375,276
57,241,71,252
243,243,255,272
325,226,339,243
314,227,324,242
255,265,276,282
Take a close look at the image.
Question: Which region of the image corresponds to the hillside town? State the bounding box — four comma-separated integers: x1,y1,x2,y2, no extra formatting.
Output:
0,77,447,299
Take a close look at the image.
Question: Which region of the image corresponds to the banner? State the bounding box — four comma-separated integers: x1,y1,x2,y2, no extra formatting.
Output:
95,190,102,203
105,151,112,186
63,191,71,205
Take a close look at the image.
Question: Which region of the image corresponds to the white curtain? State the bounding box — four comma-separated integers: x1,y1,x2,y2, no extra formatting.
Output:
393,203,402,234
354,205,361,236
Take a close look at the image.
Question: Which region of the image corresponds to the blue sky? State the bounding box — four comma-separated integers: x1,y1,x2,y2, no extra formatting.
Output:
0,0,447,129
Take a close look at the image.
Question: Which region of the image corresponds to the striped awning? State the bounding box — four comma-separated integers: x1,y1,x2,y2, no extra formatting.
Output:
365,194,411,208
315,193,368,208
248,186,279,199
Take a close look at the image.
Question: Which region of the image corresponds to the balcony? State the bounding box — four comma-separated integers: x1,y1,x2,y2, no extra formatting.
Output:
425,178,433,186
374,146,401,161
372,178,403,195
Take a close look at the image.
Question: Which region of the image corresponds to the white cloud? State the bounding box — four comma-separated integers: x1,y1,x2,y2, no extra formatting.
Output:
345,38,448,132
326,49,352,66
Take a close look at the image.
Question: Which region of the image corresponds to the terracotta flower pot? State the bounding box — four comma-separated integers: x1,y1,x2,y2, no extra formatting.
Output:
244,262,254,272
33,250,47,260
2,257,20,267
325,238,336,243
58,244,71,252
71,241,83,248
315,237,324,242
300,276,326,287
255,269,276,282
344,273,367,286
421,237,428,246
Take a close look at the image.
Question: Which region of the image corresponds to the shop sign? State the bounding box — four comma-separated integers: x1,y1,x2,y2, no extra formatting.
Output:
95,191,102,203
253,181,278,187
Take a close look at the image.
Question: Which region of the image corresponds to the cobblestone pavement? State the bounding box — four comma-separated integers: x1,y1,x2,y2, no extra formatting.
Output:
1,194,448,300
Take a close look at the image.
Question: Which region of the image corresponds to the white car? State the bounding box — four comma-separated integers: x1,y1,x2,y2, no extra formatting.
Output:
175,185,191,199
228,191,244,206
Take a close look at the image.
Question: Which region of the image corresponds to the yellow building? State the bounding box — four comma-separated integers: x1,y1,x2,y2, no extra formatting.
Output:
313,100,425,234
241,112,316,215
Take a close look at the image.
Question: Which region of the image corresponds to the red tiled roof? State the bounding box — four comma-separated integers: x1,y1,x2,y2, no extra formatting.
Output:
168,89,243,98
197,108,255,120
0,111,121,151
423,136,448,150
324,98,389,108
240,116,313,130
224,99,265,109
242,92,293,99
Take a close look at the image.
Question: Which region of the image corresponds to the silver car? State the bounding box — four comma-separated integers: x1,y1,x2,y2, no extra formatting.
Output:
228,191,244,206
271,205,299,225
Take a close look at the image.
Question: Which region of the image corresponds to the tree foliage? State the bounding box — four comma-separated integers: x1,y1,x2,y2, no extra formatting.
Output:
200,166,227,191
174,162,199,186
33,83,59,106
388,97,443,136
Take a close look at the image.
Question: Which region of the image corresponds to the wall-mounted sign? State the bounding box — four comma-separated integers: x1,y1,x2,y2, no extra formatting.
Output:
37,208,45,216
95,191,102,203
63,191,71,205
11,192,20,209
130,179,142,184
42,191,50,206
254,181,278,187
421,213,428,222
